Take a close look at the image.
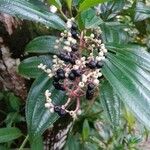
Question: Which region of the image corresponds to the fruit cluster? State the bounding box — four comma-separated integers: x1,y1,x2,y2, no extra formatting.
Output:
38,18,107,119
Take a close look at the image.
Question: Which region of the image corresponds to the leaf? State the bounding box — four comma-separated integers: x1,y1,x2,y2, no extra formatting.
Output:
78,8,103,29
8,93,21,111
30,135,44,150
65,0,72,13
47,0,62,9
79,0,110,12
18,55,52,78
26,73,66,136
135,2,150,21
101,23,129,44
0,127,22,143
99,0,126,20
0,0,65,30
82,119,90,141
25,36,59,54
100,80,120,128
102,43,150,128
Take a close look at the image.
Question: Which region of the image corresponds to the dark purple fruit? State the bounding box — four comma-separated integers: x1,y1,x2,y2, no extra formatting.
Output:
71,44,78,52
96,61,103,68
87,83,95,90
54,106,61,113
71,23,78,30
71,30,78,39
86,60,97,69
68,72,76,80
86,90,94,100
58,109,67,117
53,81,65,91
72,69,81,77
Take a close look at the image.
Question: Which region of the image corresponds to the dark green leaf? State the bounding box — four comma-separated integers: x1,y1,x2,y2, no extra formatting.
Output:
8,93,21,111
101,23,129,44
25,36,59,54
82,119,90,141
100,80,120,128
0,0,65,30
135,2,150,21
79,0,110,12
64,134,80,150
30,135,44,150
0,127,22,143
5,112,25,127
26,73,66,136
99,0,126,20
78,8,103,29
18,55,52,78
102,44,150,128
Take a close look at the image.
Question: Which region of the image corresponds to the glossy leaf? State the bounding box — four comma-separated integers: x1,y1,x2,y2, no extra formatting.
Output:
79,0,110,12
78,8,103,29
101,23,129,44
26,73,66,136
135,2,150,21
18,55,52,78
99,0,126,20
0,0,65,30
102,44,150,128
100,80,120,128
25,36,59,54
0,127,22,143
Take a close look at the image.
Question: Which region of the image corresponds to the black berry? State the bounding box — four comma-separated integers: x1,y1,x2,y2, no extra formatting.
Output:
58,52,66,60
68,72,76,80
86,90,94,100
71,44,78,52
71,23,78,30
53,81,65,91
54,106,61,113
72,69,81,77
96,61,103,68
58,109,67,117
71,30,78,39
86,60,97,69
87,83,95,90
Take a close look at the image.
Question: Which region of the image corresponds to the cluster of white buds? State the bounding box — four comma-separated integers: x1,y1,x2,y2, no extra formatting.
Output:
38,18,107,119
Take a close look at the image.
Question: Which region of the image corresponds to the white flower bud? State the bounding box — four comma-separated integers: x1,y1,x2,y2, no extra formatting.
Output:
48,73,53,78
90,33,95,38
96,56,102,61
103,48,108,53
55,40,59,43
49,107,54,113
54,45,59,49
46,69,52,74
71,39,77,44
75,60,81,65
99,51,104,56
73,65,79,70
50,5,57,13
98,72,102,77
79,82,85,88
93,79,99,85
45,103,51,108
64,41,70,46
